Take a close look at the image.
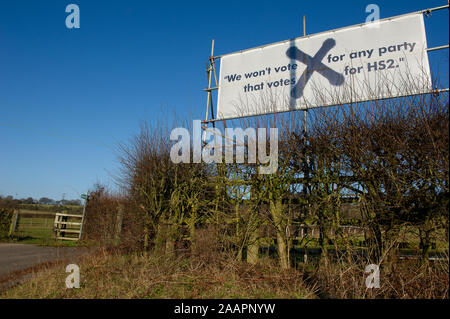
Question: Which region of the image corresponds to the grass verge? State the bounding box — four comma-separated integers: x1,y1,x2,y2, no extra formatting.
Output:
2,245,448,299
1,248,316,299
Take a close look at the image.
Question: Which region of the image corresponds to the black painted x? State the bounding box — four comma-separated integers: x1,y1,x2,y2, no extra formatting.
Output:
286,38,345,99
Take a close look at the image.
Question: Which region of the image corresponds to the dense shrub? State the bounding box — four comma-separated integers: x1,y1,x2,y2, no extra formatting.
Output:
0,208,15,238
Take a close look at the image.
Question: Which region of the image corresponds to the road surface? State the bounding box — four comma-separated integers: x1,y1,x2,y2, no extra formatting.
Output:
0,243,89,278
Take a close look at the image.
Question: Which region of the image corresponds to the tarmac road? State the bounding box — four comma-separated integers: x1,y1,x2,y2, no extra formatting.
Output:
0,243,89,278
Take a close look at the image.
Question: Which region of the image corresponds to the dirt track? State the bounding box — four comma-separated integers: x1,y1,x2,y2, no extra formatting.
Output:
0,243,89,279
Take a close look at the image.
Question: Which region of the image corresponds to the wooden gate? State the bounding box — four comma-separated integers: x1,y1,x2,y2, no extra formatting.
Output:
54,212,83,241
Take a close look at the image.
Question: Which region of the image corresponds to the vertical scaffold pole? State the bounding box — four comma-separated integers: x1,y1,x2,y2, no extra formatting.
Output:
203,40,216,142
303,15,308,138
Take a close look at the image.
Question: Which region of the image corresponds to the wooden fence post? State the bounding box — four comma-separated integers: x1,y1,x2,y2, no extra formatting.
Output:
8,210,18,236
114,204,124,243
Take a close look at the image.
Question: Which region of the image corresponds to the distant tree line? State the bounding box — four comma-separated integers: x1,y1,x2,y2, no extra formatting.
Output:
0,195,82,207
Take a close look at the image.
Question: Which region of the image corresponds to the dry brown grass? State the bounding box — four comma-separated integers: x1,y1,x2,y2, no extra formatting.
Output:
306,253,449,299
2,240,448,299
3,238,447,299
1,236,316,299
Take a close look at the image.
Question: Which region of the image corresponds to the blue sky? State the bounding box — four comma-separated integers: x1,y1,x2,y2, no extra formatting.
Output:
0,0,448,200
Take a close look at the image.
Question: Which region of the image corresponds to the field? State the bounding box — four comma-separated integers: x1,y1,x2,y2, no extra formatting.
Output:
2,207,86,247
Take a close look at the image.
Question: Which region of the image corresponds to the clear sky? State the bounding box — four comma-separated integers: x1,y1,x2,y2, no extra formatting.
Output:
0,0,448,200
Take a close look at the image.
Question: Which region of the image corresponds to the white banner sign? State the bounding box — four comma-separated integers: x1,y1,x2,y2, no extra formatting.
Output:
216,13,432,120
